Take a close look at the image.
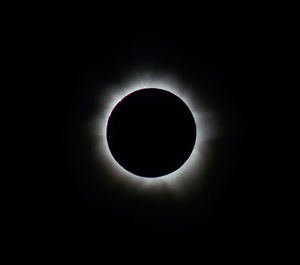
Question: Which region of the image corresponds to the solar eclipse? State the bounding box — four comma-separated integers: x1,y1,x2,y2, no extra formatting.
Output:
93,74,215,194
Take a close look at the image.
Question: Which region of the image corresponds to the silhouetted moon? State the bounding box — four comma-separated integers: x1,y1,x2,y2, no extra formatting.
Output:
106,88,196,178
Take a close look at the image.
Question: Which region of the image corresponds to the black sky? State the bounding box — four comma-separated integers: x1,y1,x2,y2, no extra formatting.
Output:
18,12,282,264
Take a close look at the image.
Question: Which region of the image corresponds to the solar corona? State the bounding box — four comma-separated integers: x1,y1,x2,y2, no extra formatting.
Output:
93,74,214,194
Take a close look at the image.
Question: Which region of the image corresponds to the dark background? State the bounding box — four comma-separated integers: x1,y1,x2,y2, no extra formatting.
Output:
18,10,282,264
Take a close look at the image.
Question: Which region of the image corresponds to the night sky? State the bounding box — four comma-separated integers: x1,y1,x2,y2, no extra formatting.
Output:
21,14,281,264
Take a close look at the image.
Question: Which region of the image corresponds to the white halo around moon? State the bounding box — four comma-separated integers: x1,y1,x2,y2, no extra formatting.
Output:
91,72,216,195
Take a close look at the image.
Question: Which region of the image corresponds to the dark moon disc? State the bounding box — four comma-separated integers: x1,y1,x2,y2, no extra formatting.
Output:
106,88,197,178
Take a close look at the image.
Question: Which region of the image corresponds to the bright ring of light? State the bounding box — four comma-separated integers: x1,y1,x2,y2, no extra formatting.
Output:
92,73,215,195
